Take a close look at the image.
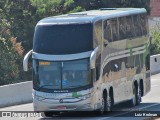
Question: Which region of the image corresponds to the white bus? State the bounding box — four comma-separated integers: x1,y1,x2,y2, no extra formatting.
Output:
23,8,151,116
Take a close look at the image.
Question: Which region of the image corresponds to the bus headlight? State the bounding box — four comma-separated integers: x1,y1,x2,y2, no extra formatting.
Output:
35,95,45,101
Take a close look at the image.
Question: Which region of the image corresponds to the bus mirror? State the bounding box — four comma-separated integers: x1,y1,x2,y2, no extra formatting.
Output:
23,50,32,71
90,47,99,69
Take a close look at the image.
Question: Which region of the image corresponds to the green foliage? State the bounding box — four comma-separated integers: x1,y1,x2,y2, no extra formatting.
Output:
150,30,160,55
0,19,24,85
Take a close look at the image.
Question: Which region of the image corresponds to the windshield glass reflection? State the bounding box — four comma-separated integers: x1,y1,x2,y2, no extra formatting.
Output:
33,59,91,90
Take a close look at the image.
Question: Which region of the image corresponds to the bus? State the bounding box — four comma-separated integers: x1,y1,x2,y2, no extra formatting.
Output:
23,8,151,116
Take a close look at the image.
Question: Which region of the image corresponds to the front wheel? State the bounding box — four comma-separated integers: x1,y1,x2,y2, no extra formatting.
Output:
44,112,53,117
97,95,111,115
106,96,112,112
44,112,60,117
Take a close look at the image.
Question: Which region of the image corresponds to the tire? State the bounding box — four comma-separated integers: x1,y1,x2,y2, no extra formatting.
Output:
44,112,53,117
129,85,141,107
96,96,106,115
44,112,60,117
136,88,142,105
97,95,111,115
106,96,112,112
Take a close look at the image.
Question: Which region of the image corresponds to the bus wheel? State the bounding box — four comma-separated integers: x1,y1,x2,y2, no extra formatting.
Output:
44,112,60,117
136,88,142,105
44,112,53,117
106,96,111,112
97,96,107,115
100,97,105,114
129,85,136,107
130,85,141,107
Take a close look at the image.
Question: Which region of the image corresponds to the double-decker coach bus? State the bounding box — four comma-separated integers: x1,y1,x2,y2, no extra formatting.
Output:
23,8,151,116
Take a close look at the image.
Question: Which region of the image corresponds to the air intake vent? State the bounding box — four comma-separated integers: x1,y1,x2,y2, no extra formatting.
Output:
99,8,116,10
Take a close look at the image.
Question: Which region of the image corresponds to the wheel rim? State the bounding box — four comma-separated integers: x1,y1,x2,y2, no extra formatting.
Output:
137,89,142,104
106,96,111,111
101,97,105,113
132,87,136,106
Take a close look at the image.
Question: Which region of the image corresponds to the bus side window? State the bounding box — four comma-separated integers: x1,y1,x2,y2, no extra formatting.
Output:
139,14,148,35
111,18,118,41
118,17,126,40
103,20,112,43
94,20,102,48
126,16,134,38
133,15,142,37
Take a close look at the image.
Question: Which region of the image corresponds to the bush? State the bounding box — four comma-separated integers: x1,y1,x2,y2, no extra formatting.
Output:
150,30,160,55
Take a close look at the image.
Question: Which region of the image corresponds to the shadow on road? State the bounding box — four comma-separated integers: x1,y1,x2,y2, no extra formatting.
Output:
39,102,160,119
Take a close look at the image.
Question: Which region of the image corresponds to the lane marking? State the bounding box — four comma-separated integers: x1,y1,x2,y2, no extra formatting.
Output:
97,103,160,120
151,85,159,87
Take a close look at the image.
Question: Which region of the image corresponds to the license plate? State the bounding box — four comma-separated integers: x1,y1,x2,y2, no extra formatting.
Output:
56,106,66,110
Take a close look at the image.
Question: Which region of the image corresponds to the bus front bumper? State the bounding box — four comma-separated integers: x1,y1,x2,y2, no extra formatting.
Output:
33,97,94,112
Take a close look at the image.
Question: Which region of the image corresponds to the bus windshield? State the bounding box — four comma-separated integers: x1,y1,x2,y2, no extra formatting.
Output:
33,59,91,91
33,23,93,54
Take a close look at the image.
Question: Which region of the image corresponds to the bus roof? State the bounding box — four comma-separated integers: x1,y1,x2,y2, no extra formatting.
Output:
37,8,146,25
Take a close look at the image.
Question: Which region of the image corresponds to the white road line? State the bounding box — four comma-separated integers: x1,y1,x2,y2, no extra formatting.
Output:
151,85,159,87
151,79,160,81
97,103,160,120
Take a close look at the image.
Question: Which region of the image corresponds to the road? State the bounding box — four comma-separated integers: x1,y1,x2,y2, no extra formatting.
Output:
0,74,160,120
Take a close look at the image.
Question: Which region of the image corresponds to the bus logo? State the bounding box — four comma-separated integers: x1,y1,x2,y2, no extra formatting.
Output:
59,99,63,103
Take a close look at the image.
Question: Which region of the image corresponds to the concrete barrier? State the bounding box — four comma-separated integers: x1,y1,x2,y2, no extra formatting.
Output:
0,81,32,108
150,54,160,75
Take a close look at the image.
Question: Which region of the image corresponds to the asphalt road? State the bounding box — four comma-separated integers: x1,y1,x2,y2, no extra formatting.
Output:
1,74,160,120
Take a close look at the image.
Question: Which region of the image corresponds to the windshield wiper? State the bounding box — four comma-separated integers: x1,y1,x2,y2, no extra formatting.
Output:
67,85,84,88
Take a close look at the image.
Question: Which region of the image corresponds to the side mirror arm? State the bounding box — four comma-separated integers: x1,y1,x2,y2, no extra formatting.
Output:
23,50,33,71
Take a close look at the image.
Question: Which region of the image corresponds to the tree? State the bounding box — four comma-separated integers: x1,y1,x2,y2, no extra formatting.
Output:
0,19,24,85
1,0,38,52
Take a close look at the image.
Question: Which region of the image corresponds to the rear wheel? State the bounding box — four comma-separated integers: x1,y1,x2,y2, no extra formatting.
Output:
106,96,111,112
136,88,142,105
129,85,141,107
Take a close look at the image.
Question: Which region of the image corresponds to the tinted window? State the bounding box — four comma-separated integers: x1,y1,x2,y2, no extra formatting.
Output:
33,24,93,54
126,16,134,38
111,18,118,41
33,59,91,90
139,14,148,35
119,17,126,40
94,20,102,44
104,20,112,42
133,15,142,36
94,20,102,47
